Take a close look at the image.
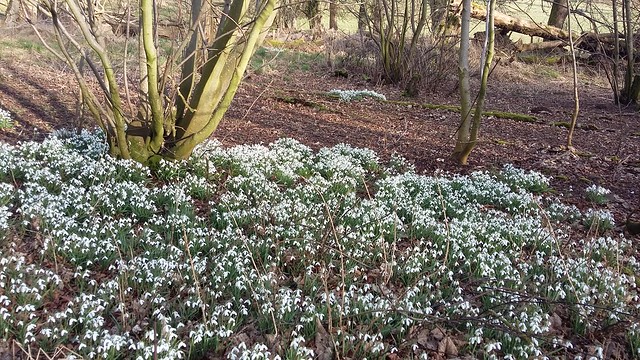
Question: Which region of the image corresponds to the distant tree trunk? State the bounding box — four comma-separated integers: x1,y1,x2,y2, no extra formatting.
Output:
547,0,569,29
611,0,620,104
429,0,448,33
306,0,323,37
3,0,21,24
275,0,296,29
358,3,366,32
628,76,640,104
621,0,635,104
329,1,337,30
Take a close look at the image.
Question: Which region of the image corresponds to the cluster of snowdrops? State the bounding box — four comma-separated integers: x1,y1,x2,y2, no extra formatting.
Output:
0,129,638,359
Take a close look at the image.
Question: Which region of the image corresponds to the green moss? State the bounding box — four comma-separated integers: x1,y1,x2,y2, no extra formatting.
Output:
485,110,538,123
494,139,514,146
385,100,538,122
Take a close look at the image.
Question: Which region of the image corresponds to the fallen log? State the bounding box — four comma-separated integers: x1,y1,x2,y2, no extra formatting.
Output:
470,3,573,41
450,0,640,59
514,39,566,52
450,0,575,41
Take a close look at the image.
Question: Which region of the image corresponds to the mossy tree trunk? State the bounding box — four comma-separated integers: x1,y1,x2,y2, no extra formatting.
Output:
28,0,276,165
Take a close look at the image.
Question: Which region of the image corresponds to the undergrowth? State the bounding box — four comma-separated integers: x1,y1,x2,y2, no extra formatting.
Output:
0,129,638,359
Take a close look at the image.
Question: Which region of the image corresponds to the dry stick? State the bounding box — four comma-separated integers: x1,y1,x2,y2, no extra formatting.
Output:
317,190,346,359
114,243,130,330
361,176,395,285
181,226,208,325
223,200,279,338
435,177,451,267
239,77,275,122
535,200,583,312
565,0,580,150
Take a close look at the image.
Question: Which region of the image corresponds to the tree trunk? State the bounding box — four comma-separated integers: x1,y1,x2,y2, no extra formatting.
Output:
429,0,448,32
329,1,337,30
32,0,277,165
2,0,20,24
628,75,640,104
453,0,471,160
621,0,635,104
306,0,323,38
547,0,569,29
358,3,366,32
455,0,495,165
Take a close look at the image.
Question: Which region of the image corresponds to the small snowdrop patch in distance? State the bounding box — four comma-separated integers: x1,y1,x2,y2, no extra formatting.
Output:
327,89,387,102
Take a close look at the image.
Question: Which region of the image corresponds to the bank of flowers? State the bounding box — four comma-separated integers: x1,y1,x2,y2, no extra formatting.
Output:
0,130,638,359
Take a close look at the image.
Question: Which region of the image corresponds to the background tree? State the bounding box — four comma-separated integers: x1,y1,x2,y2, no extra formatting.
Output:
303,0,322,37
329,0,337,30
24,0,276,164
547,0,569,28
620,0,638,104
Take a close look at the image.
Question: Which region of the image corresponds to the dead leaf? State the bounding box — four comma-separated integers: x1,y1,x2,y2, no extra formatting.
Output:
416,329,430,347
549,312,563,333
443,337,458,357
431,328,445,341
436,336,458,357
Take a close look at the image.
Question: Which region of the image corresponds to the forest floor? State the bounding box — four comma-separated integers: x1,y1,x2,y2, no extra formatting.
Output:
1,30,639,226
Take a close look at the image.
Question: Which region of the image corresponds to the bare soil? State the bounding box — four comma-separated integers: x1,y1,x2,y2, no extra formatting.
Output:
1,37,639,226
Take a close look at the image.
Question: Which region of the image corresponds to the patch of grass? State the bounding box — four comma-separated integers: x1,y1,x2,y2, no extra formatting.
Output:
493,138,514,145
250,46,324,73
0,130,638,359
13,38,45,52
534,65,562,78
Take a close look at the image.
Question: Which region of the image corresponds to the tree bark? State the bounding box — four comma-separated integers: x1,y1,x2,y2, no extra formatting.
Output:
547,0,569,29
329,1,337,30
453,0,471,160
306,0,323,38
2,0,21,24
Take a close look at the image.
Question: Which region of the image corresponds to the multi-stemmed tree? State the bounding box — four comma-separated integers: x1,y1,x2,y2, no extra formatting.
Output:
24,0,276,164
